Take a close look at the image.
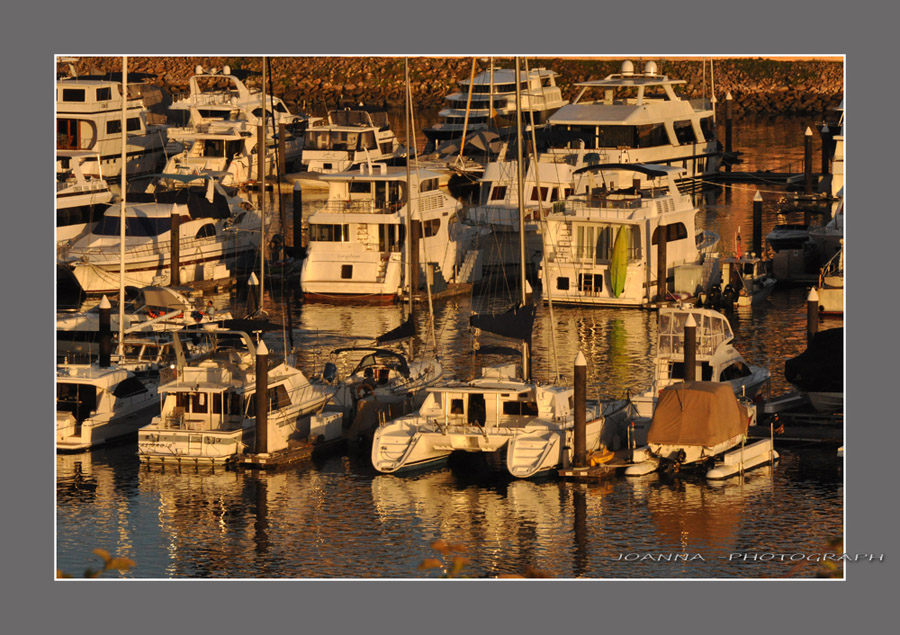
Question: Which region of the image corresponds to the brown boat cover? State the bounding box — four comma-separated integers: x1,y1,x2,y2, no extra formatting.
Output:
647,382,748,446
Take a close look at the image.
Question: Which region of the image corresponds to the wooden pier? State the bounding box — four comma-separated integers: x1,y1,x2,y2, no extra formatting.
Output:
235,436,345,470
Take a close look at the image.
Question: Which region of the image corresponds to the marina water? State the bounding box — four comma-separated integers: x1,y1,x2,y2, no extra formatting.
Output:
56,115,844,578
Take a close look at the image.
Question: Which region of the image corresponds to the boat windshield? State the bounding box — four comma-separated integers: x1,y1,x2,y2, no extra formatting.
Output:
658,311,732,357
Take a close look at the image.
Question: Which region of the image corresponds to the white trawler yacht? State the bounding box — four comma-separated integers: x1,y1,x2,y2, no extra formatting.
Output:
138,327,334,465
300,108,404,174
61,176,261,295
56,74,167,180
630,306,770,420
539,163,717,307
56,150,114,252
299,163,479,303
541,60,721,184
423,65,567,152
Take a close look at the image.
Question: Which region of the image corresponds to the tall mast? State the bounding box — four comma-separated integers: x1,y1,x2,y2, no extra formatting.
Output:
404,59,415,359
514,56,529,381
117,55,127,357
258,56,267,313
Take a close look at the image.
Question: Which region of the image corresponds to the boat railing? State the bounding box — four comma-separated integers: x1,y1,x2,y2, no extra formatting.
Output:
551,198,644,218
316,200,403,215
69,230,253,261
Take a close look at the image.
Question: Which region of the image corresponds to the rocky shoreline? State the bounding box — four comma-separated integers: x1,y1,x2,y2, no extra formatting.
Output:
70,56,843,120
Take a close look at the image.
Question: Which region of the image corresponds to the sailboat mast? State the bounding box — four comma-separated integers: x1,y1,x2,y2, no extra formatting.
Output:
117,55,127,357
404,59,415,358
514,56,529,380
259,56,267,312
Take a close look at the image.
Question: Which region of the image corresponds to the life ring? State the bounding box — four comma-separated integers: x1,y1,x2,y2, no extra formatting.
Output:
147,309,161,319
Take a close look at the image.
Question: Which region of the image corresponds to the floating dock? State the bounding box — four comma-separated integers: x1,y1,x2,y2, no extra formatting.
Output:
236,436,345,470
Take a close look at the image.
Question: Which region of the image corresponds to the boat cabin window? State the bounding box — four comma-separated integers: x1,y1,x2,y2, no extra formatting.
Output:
106,118,142,134
57,118,85,150
419,178,439,193
467,394,486,426
637,124,668,148
502,400,539,416
699,116,715,142
556,276,570,290
450,398,464,415
575,224,640,263
415,219,441,238
380,141,394,155
310,223,350,242
349,182,371,194
57,383,98,421
268,385,292,410
670,361,713,381
96,87,112,101
719,362,751,381
112,376,149,398
62,88,86,102
195,224,216,239
673,120,696,144
359,131,377,150
490,186,508,201
651,223,688,244
341,264,353,279
530,186,550,202
579,273,603,293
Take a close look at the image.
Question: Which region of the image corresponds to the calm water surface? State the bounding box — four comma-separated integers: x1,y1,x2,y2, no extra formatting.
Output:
56,116,844,578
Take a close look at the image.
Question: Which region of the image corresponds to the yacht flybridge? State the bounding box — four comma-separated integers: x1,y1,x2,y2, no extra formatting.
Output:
299,163,480,303
542,61,721,183
56,76,168,180
630,306,770,420
423,66,568,153
539,163,717,307
300,108,404,174
168,65,304,128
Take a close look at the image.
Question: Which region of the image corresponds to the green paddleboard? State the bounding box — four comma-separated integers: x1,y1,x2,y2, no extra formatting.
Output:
609,226,629,298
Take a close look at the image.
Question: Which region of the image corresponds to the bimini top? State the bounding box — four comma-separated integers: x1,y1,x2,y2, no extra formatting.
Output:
647,382,748,447
330,347,411,378
572,163,676,178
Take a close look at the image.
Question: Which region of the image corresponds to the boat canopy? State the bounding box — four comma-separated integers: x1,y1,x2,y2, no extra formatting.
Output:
647,382,748,446
330,347,411,378
784,327,843,393
573,163,674,178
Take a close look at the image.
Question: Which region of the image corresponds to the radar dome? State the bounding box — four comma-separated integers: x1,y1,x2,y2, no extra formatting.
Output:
223,65,231,75
644,61,658,75
620,60,634,76
195,65,204,75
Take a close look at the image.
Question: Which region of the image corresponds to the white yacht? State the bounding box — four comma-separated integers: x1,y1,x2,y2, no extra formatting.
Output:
56,76,168,180
630,306,770,420
61,176,261,295
539,163,717,307
56,150,114,252
541,61,721,184
57,361,159,452
299,164,480,302
465,158,575,273
162,119,304,188
168,65,303,128
300,108,404,174
138,328,334,465
423,66,568,153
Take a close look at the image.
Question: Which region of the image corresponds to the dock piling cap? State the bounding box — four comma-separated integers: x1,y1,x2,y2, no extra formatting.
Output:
99,295,111,309
807,288,819,302
248,272,259,286
257,340,269,356
685,313,697,328
805,127,813,136
725,91,733,101
753,191,763,202
575,351,586,367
